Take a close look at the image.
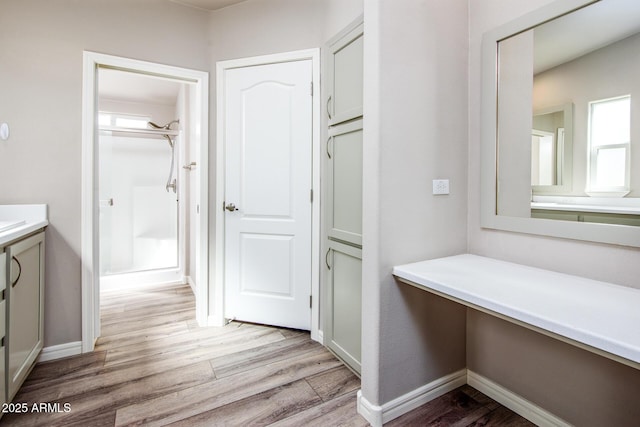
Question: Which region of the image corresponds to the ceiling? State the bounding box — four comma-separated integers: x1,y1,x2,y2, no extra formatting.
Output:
533,0,640,74
98,68,182,106
169,0,248,11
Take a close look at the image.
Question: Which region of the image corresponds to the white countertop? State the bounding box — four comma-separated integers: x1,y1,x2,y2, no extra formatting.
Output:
393,254,640,367
531,202,640,215
531,196,640,215
0,205,48,246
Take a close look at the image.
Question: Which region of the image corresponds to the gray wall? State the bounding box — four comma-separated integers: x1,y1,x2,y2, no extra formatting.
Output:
361,0,469,406
0,0,210,347
468,0,640,424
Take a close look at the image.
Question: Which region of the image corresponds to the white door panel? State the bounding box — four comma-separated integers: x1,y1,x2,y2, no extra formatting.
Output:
224,60,312,330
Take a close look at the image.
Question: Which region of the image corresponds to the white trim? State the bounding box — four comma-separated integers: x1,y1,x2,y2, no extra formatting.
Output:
215,49,321,339
81,51,209,352
357,369,467,427
37,342,83,363
186,275,196,294
467,370,570,427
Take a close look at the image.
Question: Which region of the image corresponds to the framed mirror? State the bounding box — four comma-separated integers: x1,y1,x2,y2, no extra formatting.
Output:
481,0,640,247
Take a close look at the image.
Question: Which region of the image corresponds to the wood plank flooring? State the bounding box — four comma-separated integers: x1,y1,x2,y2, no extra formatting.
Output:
0,282,533,426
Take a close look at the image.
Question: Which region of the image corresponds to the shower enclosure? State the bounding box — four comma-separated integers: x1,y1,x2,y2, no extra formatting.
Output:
99,119,180,278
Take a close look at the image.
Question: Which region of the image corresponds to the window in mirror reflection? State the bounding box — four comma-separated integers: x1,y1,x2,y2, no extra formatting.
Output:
588,95,631,193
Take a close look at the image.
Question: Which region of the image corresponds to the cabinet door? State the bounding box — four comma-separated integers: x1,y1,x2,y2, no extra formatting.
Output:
6,232,44,401
327,120,363,246
326,22,363,126
325,241,361,374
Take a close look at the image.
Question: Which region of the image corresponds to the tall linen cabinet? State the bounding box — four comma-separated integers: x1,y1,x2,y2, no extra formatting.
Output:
323,18,363,374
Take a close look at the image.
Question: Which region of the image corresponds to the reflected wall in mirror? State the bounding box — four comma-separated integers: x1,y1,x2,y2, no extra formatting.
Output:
496,0,640,227
481,0,640,247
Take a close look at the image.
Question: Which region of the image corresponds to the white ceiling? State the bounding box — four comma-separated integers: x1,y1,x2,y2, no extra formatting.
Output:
169,0,248,11
98,68,182,106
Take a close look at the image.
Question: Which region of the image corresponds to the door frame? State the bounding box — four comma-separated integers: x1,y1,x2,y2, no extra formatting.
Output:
81,51,209,352
215,49,321,341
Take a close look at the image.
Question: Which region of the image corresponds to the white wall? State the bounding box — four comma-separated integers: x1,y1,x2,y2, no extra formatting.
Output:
0,0,209,347
468,1,640,424
362,0,469,406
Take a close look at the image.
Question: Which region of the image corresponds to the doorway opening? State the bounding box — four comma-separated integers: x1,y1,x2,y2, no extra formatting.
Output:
82,52,209,352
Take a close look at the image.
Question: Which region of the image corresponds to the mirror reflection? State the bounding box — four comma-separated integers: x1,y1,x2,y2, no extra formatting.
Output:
531,103,572,189
496,0,640,226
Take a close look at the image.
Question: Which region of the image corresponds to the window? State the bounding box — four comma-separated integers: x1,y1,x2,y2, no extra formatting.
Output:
588,95,631,194
98,112,150,129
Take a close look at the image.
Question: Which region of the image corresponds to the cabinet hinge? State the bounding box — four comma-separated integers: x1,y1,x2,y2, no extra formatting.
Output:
310,82,313,96
310,189,313,203
309,295,312,308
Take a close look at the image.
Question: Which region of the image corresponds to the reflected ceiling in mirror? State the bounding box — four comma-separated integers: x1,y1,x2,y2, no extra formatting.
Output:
496,0,640,227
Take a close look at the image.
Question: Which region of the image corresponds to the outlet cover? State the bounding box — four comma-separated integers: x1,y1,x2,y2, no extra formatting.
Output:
432,179,450,195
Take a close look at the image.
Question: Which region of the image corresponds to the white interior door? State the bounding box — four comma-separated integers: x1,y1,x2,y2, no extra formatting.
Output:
224,59,313,330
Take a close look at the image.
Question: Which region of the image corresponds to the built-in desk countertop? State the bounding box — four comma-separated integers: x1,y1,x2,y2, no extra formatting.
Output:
393,254,640,369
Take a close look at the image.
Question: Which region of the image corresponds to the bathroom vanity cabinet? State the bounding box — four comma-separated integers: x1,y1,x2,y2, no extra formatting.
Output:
2,231,45,403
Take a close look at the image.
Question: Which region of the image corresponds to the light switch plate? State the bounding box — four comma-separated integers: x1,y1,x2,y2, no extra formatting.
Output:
433,179,450,195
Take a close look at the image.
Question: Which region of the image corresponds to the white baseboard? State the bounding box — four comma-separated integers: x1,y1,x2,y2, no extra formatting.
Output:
37,341,83,363
186,275,196,293
357,369,467,427
467,370,570,427
207,314,226,327
313,329,323,344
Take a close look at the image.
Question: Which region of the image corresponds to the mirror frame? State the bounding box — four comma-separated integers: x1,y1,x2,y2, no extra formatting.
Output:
481,0,640,248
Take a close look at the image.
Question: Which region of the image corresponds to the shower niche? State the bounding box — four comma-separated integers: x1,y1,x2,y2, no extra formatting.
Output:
97,68,195,287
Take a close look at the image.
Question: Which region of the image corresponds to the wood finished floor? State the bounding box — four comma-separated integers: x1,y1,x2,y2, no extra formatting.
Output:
0,282,533,426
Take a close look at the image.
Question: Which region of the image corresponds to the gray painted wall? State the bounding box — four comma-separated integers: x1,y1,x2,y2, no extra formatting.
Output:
361,0,469,406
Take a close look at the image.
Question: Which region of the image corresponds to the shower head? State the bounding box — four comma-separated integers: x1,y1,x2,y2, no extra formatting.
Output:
148,119,179,130
148,119,179,148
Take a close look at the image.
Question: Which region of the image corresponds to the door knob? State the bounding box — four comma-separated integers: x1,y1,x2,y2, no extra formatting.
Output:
225,203,238,212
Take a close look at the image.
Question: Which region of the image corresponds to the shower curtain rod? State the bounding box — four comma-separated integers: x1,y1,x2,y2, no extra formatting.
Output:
99,125,179,137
